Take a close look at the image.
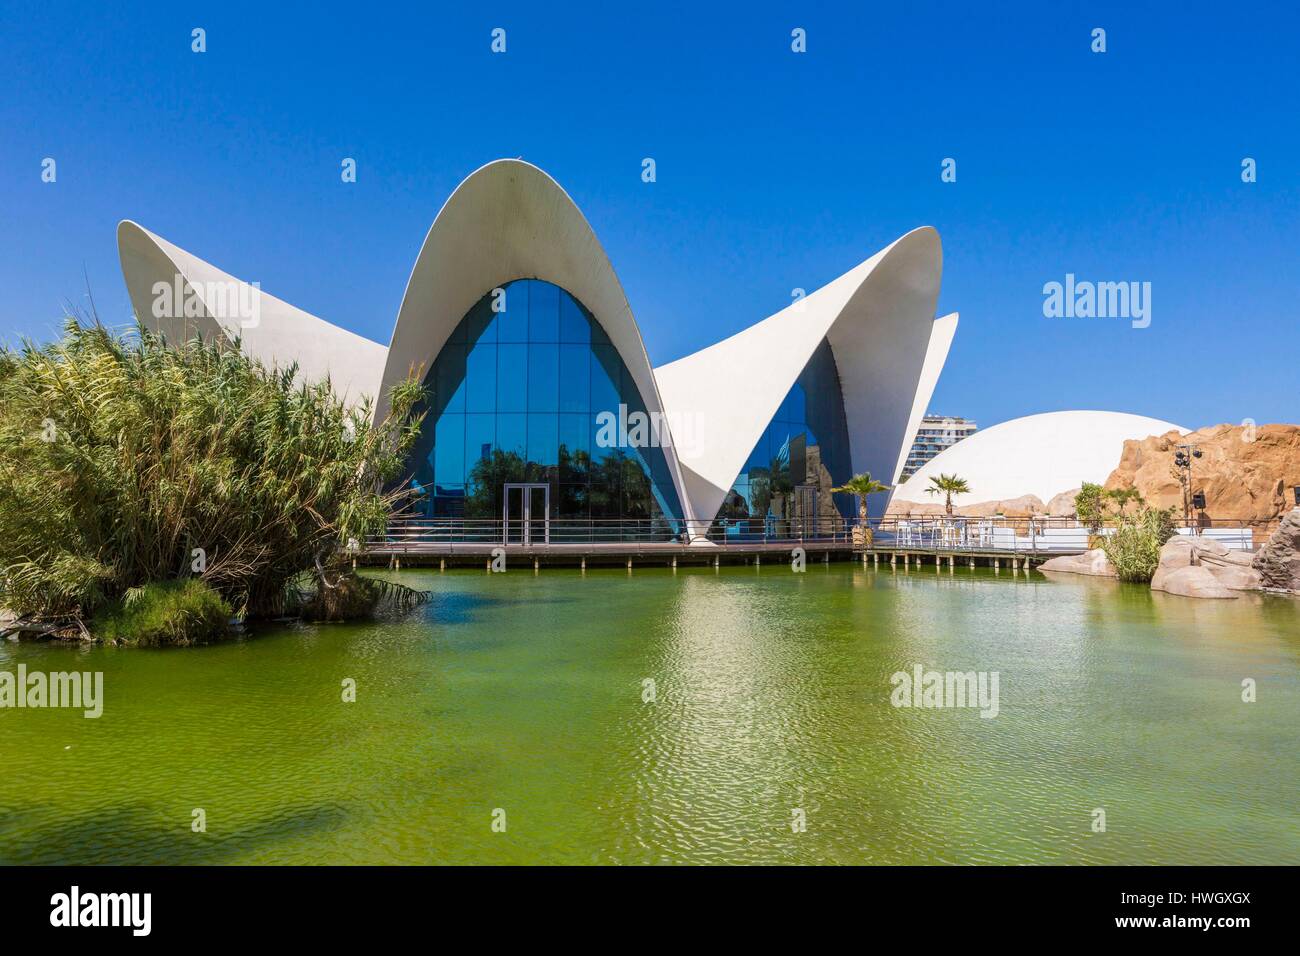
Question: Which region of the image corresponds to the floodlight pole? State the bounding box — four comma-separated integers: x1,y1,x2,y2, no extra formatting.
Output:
1174,443,1202,527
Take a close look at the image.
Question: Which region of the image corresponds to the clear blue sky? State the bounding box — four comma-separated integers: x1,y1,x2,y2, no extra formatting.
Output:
2,1,1296,430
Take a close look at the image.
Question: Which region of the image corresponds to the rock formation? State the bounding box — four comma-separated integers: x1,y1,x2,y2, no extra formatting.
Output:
1253,507,1300,592
1045,488,1081,517
1104,423,1300,531
886,494,1047,518
1039,548,1115,577
1151,536,1262,599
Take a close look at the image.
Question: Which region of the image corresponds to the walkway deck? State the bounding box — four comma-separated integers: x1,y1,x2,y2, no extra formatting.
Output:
362,538,857,568
359,538,1072,569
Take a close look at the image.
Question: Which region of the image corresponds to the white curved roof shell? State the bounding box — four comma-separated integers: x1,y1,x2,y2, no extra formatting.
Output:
116,158,969,533
117,221,387,407
892,410,1188,507
654,229,952,525
377,159,700,523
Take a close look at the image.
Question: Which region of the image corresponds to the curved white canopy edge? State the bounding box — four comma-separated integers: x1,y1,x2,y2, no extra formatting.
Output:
896,311,960,485
377,159,699,525
654,227,945,526
116,221,387,408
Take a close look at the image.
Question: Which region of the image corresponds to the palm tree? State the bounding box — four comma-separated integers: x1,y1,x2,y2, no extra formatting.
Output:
924,473,970,515
832,473,891,544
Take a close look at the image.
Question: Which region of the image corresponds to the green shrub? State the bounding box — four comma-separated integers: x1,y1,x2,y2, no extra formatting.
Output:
0,319,426,624
1075,482,1107,535
1102,506,1177,583
92,579,232,647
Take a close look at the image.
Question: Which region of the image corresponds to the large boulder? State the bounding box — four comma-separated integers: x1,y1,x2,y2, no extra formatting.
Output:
963,494,1047,518
1253,507,1300,592
1046,488,1081,517
884,500,947,518
883,494,1048,519
1151,536,1261,597
1039,548,1115,577
1105,423,1300,535
1156,565,1239,600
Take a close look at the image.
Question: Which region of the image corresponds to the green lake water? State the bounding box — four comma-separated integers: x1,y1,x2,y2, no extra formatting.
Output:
2,564,1298,865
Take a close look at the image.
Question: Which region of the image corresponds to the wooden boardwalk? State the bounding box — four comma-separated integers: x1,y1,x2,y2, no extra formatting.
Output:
359,538,1072,569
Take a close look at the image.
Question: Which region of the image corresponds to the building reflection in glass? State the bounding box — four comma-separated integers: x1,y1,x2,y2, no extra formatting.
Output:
718,339,853,538
403,279,684,540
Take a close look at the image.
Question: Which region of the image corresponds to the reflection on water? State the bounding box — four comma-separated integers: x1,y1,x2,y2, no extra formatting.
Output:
1,565,1297,865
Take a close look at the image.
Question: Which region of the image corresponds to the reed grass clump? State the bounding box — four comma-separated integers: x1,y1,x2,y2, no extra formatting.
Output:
91,579,232,646
1102,506,1178,583
0,318,427,640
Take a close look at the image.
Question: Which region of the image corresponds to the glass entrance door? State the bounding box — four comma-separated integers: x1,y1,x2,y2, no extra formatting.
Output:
503,483,550,545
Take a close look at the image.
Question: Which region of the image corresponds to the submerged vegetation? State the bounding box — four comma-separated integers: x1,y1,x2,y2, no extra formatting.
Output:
0,318,429,644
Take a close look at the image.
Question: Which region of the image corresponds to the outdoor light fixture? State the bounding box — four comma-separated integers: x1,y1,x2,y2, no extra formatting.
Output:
1173,443,1204,525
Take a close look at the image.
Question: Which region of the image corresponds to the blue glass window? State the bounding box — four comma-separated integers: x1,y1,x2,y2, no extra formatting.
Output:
405,279,683,537
719,338,853,533
433,413,464,488
434,343,466,414
527,343,559,413
558,344,590,414
466,343,496,413
497,283,528,343
528,281,560,342
496,344,528,413
559,294,590,344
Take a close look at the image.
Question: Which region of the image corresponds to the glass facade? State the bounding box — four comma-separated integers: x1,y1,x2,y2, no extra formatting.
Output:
717,338,853,536
404,279,683,539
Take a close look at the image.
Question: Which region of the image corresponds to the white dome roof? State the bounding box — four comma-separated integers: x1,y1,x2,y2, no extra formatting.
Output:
893,410,1188,507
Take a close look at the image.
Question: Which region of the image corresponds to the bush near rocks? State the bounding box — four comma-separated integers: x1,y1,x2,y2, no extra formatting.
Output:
1101,507,1177,583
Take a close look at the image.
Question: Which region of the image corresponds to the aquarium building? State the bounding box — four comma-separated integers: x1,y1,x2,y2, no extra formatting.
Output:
118,160,957,543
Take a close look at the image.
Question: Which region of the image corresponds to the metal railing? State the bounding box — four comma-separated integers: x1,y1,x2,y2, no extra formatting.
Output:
367,514,856,551
366,513,1280,554
868,514,1277,554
